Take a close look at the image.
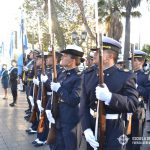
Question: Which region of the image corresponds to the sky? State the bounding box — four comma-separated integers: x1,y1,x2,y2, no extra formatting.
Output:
0,0,149,51
0,0,23,42
0,0,23,65
130,0,150,48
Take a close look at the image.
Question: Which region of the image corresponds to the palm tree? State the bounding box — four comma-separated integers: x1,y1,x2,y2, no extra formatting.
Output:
100,0,123,41
121,0,142,68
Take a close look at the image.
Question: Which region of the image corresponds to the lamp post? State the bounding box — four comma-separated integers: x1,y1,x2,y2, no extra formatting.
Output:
71,31,87,46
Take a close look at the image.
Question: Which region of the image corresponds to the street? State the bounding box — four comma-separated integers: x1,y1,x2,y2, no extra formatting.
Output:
0,86,49,150
0,85,150,150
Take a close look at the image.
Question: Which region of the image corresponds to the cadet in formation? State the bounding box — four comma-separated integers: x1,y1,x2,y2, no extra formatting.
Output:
130,50,150,150
45,45,84,150
80,36,139,150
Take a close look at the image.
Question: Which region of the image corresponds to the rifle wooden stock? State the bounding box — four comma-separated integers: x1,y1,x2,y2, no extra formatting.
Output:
29,59,38,123
47,123,57,144
46,45,59,144
37,112,46,133
125,48,134,135
126,114,132,135
29,103,38,123
37,49,47,133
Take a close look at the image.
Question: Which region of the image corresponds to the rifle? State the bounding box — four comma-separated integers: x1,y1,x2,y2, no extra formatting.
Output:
46,0,59,144
29,55,38,123
125,45,134,135
33,13,47,133
94,0,106,150
37,47,47,133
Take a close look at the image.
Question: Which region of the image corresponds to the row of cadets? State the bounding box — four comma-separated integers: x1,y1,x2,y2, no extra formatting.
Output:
127,50,150,150
31,52,48,147
23,49,40,120
26,52,43,134
35,51,63,147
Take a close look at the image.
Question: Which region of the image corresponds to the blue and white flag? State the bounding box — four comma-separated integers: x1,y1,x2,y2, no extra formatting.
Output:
0,42,4,56
17,53,23,76
19,10,28,51
9,32,14,59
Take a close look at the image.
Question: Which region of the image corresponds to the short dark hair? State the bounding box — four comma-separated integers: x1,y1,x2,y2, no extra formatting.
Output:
105,50,118,63
56,53,62,63
69,54,81,66
134,57,145,62
11,59,17,64
2,64,7,68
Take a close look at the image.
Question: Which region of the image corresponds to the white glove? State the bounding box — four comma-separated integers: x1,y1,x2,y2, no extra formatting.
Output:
95,84,112,105
84,128,99,149
135,83,138,88
46,110,55,124
37,100,44,112
23,66,28,71
51,82,61,92
33,77,39,86
28,96,34,107
41,74,48,83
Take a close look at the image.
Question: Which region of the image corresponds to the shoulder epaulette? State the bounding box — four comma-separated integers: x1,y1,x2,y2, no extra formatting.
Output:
148,74,150,81
77,71,82,75
123,69,129,72
84,67,95,74
144,71,149,75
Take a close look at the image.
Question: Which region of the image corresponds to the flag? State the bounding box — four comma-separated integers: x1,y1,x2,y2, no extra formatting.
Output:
1,42,4,55
17,53,23,76
0,42,4,56
19,10,28,51
9,32,14,59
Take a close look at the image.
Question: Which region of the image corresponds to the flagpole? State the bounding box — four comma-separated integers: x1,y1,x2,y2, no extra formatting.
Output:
37,16,42,50
21,10,25,65
48,0,52,45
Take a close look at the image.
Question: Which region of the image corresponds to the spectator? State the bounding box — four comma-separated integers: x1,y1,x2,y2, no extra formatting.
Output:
0,64,9,99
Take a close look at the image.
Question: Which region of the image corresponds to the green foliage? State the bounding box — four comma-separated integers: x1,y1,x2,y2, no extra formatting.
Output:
142,44,150,62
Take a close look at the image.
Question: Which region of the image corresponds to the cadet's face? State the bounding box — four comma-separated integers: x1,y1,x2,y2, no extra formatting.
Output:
133,58,144,71
11,62,17,67
86,58,93,67
93,50,110,65
60,53,73,67
3,65,7,69
93,51,99,64
29,52,34,59
116,63,124,69
46,56,53,66
36,58,42,66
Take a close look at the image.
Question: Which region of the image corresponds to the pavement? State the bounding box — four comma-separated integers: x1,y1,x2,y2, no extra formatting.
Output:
0,85,150,150
0,86,49,150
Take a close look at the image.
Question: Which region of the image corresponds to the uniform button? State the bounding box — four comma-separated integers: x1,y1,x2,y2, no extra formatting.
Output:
95,101,97,104
106,74,109,76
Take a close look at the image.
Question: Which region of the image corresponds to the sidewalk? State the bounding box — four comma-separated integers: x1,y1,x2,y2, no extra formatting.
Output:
0,85,150,150
0,86,49,150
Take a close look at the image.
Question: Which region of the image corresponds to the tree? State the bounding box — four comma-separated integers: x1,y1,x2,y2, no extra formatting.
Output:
98,0,123,41
142,44,150,62
121,0,142,68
